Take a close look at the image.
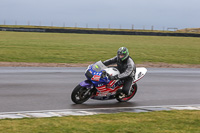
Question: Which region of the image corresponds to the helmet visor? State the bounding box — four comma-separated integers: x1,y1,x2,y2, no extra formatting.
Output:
119,54,125,59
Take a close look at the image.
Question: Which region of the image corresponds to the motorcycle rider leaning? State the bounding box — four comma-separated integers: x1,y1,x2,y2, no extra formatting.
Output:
103,47,136,96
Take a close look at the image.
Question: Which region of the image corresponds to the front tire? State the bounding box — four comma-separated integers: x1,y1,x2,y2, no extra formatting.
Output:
71,84,92,104
116,83,137,102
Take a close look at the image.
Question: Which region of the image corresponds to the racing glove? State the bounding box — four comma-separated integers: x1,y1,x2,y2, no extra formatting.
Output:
109,75,119,80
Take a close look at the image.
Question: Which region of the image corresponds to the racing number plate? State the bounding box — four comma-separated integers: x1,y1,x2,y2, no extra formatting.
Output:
91,75,101,81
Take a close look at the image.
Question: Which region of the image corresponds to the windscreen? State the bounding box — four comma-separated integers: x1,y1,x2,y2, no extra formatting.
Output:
92,61,107,72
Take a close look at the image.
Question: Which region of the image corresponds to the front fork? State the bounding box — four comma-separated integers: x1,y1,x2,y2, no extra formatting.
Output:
80,80,95,97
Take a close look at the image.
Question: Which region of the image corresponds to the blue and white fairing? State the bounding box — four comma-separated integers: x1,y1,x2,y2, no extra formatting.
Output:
80,61,120,89
84,61,110,87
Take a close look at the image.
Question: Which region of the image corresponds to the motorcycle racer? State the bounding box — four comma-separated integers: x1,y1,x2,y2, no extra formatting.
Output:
103,47,136,96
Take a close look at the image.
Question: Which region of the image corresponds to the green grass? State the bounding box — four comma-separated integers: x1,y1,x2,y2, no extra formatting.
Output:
0,31,200,64
0,110,200,133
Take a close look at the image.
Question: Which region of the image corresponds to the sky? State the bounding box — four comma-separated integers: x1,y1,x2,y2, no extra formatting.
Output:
0,0,200,30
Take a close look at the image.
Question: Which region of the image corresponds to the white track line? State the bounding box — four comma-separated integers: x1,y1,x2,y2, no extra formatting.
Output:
0,104,200,119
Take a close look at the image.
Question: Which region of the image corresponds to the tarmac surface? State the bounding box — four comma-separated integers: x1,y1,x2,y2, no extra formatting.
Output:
0,67,200,113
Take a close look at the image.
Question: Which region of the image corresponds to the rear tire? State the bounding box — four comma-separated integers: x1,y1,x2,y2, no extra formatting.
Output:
71,84,92,104
116,83,137,102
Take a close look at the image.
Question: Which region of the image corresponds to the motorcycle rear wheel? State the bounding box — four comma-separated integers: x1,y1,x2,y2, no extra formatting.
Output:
71,84,92,104
116,83,137,102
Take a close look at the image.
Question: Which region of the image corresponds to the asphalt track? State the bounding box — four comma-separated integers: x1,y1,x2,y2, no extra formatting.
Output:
0,67,200,113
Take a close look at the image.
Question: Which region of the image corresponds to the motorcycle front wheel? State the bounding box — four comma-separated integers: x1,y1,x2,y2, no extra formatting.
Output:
71,84,92,104
116,83,137,102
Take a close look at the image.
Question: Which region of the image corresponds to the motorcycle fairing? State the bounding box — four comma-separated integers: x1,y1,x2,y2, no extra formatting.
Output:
85,62,110,87
91,80,123,100
134,67,147,83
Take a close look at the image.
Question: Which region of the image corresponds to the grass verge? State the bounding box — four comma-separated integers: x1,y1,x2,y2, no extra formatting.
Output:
0,31,200,64
0,110,200,133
